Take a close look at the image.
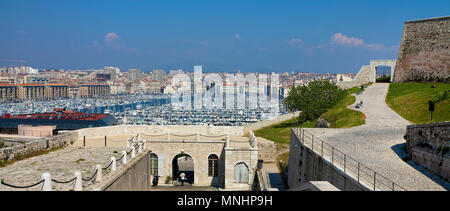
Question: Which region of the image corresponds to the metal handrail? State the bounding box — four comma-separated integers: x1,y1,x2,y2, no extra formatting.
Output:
294,127,407,191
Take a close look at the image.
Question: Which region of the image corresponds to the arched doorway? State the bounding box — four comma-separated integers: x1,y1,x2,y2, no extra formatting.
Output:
234,162,249,183
172,153,194,184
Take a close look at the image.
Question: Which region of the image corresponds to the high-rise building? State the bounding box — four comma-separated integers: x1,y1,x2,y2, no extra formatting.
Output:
128,68,141,81
104,67,120,81
5,66,39,75
152,69,166,82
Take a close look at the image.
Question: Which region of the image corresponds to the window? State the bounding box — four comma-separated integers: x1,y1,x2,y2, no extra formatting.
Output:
150,153,158,175
208,154,219,177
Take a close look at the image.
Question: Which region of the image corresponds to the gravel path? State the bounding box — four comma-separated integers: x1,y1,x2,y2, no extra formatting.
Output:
303,83,447,191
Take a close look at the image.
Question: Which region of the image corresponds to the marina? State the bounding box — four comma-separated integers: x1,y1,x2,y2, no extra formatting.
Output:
0,94,285,126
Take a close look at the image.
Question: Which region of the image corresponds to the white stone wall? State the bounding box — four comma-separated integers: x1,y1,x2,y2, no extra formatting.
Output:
224,148,258,190
145,141,226,187
76,125,244,138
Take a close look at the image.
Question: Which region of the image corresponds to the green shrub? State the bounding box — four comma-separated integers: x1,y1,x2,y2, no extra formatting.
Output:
429,91,448,104
376,75,391,83
165,176,173,184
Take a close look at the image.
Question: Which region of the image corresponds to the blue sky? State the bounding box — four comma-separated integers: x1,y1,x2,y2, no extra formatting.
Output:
0,0,449,73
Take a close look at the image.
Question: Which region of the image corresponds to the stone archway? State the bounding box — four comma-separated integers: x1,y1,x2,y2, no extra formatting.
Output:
369,60,397,83
172,153,194,184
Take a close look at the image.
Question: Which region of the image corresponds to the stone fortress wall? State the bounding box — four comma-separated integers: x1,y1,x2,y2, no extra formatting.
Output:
287,128,368,191
394,16,450,82
74,125,244,139
1,113,300,190
337,65,371,90
404,121,450,180
0,132,75,161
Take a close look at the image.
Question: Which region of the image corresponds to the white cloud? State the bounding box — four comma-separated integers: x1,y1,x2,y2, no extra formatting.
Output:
331,33,363,46
235,33,240,40
287,38,303,46
330,33,387,51
105,32,120,43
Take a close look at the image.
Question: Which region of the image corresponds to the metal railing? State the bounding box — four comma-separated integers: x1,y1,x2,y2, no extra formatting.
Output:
293,127,406,191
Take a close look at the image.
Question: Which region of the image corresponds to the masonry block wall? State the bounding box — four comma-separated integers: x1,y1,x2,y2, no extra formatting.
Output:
404,121,450,180
98,151,152,191
394,16,450,82
337,65,370,90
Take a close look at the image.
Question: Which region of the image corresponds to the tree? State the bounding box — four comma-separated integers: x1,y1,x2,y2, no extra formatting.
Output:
283,80,345,124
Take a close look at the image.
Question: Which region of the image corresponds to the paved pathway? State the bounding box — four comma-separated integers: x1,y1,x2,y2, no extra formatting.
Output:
304,83,448,191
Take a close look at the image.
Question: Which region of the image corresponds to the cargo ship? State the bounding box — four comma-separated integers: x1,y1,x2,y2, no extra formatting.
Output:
0,108,118,134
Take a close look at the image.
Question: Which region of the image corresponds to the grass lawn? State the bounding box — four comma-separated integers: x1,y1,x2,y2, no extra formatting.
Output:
254,118,305,145
320,94,365,128
254,86,366,144
386,82,450,124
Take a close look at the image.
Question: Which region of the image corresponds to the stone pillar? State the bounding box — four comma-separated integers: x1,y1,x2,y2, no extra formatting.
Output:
41,173,52,191
224,147,234,189
131,147,136,158
95,164,102,182
73,171,82,191
110,157,117,172
122,151,127,164
137,142,142,153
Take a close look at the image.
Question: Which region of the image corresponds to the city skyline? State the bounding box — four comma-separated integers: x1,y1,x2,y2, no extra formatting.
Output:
0,0,449,73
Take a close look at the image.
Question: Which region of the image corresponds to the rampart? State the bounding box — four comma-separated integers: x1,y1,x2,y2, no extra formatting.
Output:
404,121,450,180
75,125,244,138
0,132,76,161
94,150,152,191
394,16,450,82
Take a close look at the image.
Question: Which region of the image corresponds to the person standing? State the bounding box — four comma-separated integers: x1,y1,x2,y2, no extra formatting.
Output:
180,173,186,186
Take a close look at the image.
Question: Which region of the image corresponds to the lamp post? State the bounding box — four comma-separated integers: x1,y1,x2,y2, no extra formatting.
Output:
429,102,435,121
